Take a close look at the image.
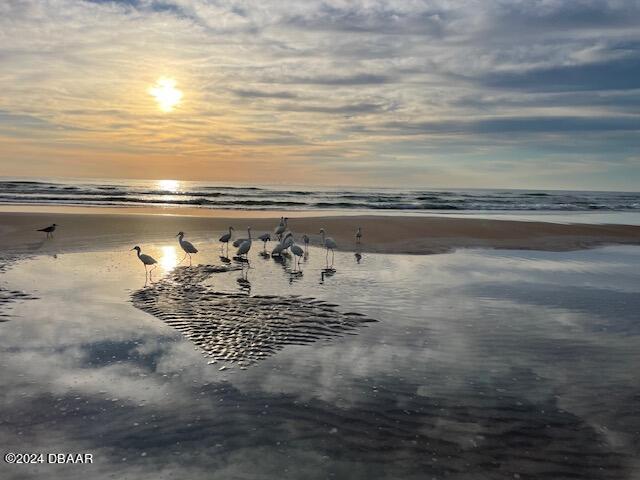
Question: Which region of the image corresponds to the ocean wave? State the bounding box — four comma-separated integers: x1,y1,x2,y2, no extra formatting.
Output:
1,180,639,212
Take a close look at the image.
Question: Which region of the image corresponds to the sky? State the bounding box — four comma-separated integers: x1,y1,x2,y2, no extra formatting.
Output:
0,0,639,190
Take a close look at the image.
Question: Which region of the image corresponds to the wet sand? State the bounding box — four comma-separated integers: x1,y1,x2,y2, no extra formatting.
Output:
1,208,639,256
2,245,640,479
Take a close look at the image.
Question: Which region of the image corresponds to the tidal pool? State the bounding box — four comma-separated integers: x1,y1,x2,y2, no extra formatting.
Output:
1,245,639,479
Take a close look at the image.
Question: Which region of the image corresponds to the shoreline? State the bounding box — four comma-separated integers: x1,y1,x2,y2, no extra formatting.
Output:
1,208,639,256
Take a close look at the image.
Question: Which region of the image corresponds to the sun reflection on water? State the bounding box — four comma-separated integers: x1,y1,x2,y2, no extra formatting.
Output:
157,179,180,192
160,246,178,272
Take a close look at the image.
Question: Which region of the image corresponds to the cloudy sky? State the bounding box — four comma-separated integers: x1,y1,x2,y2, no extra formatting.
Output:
0,0,639,189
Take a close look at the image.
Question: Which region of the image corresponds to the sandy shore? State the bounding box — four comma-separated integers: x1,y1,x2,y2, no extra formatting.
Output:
1,208,639,256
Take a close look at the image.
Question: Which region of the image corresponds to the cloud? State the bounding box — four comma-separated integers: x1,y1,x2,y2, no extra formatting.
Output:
478,56,640,92
0,0,639,188
231,88,299,99
382,116,640,136
279,73,392,86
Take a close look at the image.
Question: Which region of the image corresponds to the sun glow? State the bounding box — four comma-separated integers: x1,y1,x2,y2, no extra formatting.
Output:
160,245,178,272
157,179,180,192
149,78,182,112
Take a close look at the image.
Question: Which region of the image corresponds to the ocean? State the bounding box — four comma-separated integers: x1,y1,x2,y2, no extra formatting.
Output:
1,177,639,215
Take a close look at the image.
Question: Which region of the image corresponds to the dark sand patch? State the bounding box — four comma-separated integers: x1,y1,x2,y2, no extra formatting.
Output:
0,254,38,321
131,265,377,368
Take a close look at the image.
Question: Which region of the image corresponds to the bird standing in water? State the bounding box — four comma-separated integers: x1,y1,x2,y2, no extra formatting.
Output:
219,226,234,253
258,233,271,250
320,228,337,267
236,227,253,261
356,227,362,245
37,223,58,239
302,234,309,252
290,242,304,270
274,217,288,240
177,231,198,265
131,246,158,276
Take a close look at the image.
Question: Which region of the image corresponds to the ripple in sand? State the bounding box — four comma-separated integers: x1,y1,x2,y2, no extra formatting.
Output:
131,265,377,368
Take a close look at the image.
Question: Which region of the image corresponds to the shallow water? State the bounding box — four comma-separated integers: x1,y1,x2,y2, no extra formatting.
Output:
1,245,639,479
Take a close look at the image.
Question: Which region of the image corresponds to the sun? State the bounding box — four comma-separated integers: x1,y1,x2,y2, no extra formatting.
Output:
149,78,183,112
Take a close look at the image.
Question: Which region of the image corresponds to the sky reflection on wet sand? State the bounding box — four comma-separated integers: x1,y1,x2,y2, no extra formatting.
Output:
1,246,639,479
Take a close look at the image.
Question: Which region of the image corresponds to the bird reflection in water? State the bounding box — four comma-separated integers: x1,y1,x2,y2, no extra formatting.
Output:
237,267,251,294
320,267,336,284
219,255,231,264
288,270,303,285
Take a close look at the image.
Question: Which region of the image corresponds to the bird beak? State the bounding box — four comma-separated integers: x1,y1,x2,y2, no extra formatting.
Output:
130,248,135,251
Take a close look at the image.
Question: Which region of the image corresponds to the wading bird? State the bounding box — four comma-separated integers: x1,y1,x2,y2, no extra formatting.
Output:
302,234,309,252
282,232,294,251
131,246,157,276
219,226,234,253
271,242,284,257
258,233,271,249
236,227,252,261
319,228,337,266
37,223,58,238
290,242,304,270
177,231,198,265
356,227,362,245
274,217,288,240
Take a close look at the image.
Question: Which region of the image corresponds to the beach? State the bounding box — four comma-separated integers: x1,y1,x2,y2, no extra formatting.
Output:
1,205,640,479
1,226,639,478
1,208,640,256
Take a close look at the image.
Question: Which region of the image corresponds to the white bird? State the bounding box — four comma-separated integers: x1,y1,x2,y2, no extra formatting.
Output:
356,227,362,245
290,242,304,269
37,223,58,238
302,234,309,252
258,233,271,249
274,217,288,240
236,227,252,260
131,246,157,275
271,242,284,256
281,232,294,251
320,228,337,266
219,226,234,252
177,231,198,265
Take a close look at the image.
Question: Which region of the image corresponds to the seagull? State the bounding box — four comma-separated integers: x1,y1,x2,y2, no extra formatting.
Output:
319,228,337,266
37,223,58,238
258,233,271,249
219,226,234,253
236,227,252,261
131,246,157,276
274,217,288,240
302,234,309,252
356,227,362,245
177,231,198,265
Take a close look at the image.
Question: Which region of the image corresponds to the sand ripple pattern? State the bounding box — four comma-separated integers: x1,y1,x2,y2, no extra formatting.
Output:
131,265,376,367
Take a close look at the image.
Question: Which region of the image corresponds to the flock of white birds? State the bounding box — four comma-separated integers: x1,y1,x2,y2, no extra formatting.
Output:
125,217,361,279
35,219,362,281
